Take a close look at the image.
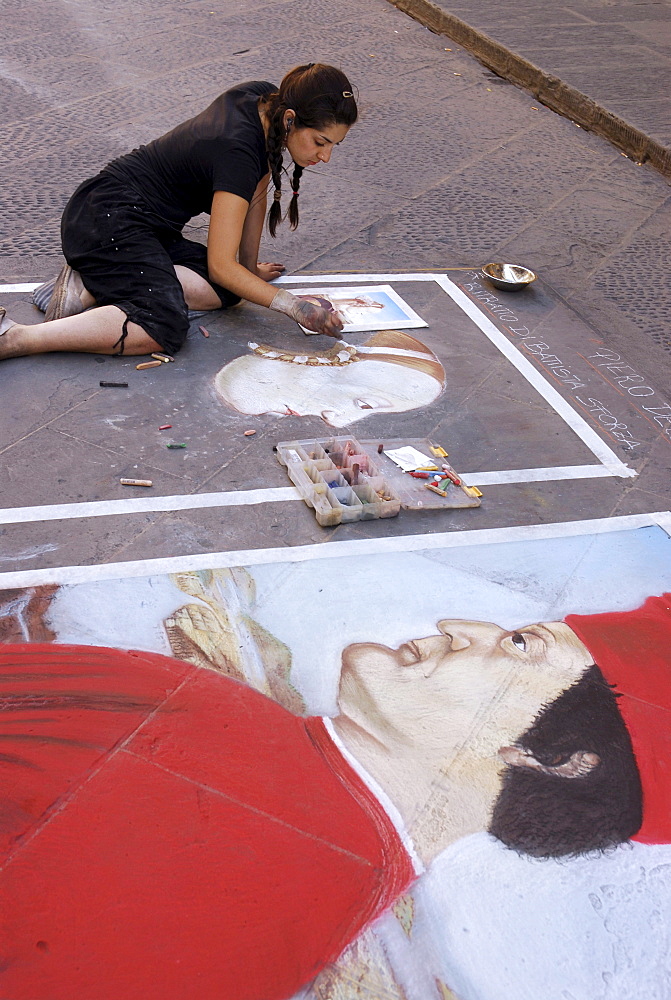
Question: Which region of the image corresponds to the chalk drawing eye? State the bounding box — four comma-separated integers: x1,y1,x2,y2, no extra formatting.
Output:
356,399,374,409
511,632,527,651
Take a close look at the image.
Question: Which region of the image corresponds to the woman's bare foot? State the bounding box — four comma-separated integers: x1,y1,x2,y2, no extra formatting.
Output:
0,307,17,345
0,322,28,360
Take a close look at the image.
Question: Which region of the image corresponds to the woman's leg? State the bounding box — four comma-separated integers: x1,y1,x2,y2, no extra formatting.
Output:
12,181,234,361
54,176,194,357
36,267,218,317
167,237,240,311
174,265,222,311
0,306,161,360
36,265,222,315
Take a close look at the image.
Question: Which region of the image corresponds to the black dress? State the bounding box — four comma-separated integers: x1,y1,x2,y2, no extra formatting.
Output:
60,80,275,353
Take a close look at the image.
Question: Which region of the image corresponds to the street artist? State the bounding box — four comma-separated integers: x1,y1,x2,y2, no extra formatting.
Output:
0,64,356,360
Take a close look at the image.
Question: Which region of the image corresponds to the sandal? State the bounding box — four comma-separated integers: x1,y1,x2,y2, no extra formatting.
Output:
44,264,86,322
32,275,58,312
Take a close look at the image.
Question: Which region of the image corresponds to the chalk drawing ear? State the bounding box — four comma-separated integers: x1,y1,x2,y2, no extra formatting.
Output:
498,745,601,779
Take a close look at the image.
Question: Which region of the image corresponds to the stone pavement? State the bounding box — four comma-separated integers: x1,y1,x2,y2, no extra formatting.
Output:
387,0,671,175
1,0,670,574
1,7,671,1000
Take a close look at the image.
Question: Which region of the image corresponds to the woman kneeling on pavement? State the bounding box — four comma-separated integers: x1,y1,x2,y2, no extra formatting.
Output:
0,63,356,360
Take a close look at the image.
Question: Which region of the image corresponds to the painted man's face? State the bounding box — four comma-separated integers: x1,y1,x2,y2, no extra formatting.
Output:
337,620,593,760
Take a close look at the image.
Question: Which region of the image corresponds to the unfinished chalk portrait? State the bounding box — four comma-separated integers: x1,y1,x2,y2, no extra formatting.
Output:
213,330,445,427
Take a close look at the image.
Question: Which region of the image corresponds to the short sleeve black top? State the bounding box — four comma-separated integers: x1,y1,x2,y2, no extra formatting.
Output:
104,80,276,228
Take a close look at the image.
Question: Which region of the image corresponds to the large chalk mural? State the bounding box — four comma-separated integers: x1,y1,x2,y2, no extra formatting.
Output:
1,523,670,999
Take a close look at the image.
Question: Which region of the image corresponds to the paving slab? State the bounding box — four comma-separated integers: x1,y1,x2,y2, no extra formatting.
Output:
4,264,667,574
1,18,671,998
386,0,671,174
0,0,670,565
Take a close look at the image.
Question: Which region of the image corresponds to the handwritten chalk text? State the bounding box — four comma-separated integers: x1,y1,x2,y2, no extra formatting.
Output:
586,349,655,397
574,396,641,450
460,277,671,450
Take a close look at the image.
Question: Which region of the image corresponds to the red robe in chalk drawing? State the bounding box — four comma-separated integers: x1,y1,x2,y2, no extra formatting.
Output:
0,643,415,1000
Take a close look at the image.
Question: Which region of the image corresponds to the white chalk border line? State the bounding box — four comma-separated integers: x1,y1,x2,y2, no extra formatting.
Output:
275,273,634,479
0,272,633,529
1,511,668,590
0,465,614,527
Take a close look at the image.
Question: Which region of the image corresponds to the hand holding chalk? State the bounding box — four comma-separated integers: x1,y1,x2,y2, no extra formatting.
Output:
270,289,344,337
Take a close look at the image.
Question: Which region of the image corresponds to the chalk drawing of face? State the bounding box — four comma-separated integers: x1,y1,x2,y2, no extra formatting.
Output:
214,331,445,428
297,293,386,325
337,619,593,762
334,617,634,860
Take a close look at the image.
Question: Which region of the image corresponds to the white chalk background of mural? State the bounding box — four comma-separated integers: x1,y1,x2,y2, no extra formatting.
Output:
36,524,671,999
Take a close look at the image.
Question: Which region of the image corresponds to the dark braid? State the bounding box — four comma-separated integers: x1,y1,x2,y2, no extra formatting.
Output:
262,63,358,237
265,97,287,238
288,164,303,230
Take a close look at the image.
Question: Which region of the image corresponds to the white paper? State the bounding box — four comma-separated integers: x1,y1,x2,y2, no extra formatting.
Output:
383,446,436,471
288,284,428,334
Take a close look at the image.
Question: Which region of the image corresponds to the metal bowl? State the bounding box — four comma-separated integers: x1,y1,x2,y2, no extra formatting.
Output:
481,262,536,291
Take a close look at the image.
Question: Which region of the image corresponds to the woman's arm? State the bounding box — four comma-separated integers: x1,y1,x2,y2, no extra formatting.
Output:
239,174,284,283
208,189,277,306
207,189,344,336
238,174,267,273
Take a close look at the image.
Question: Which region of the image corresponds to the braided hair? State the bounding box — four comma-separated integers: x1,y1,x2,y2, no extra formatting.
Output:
262,63,358,237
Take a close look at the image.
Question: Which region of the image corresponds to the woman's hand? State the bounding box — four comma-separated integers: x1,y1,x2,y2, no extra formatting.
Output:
294,298,344,336
257,262,285,281
270,289,344,337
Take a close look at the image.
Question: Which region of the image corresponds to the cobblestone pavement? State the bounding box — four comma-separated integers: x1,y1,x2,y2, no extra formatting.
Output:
387,0,671,171
1,0,670,572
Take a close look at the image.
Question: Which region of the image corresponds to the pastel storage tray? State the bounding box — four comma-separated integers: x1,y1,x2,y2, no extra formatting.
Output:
276,436,481,526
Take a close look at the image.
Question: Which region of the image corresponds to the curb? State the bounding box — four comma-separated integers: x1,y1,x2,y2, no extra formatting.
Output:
386,0,671,179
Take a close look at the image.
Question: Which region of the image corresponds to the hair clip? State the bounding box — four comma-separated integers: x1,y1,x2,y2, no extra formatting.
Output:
342,90,354,98
273,190,282,201
291,188,299,196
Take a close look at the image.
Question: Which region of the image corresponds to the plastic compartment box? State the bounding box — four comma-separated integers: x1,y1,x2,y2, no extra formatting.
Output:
276,436,481,526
